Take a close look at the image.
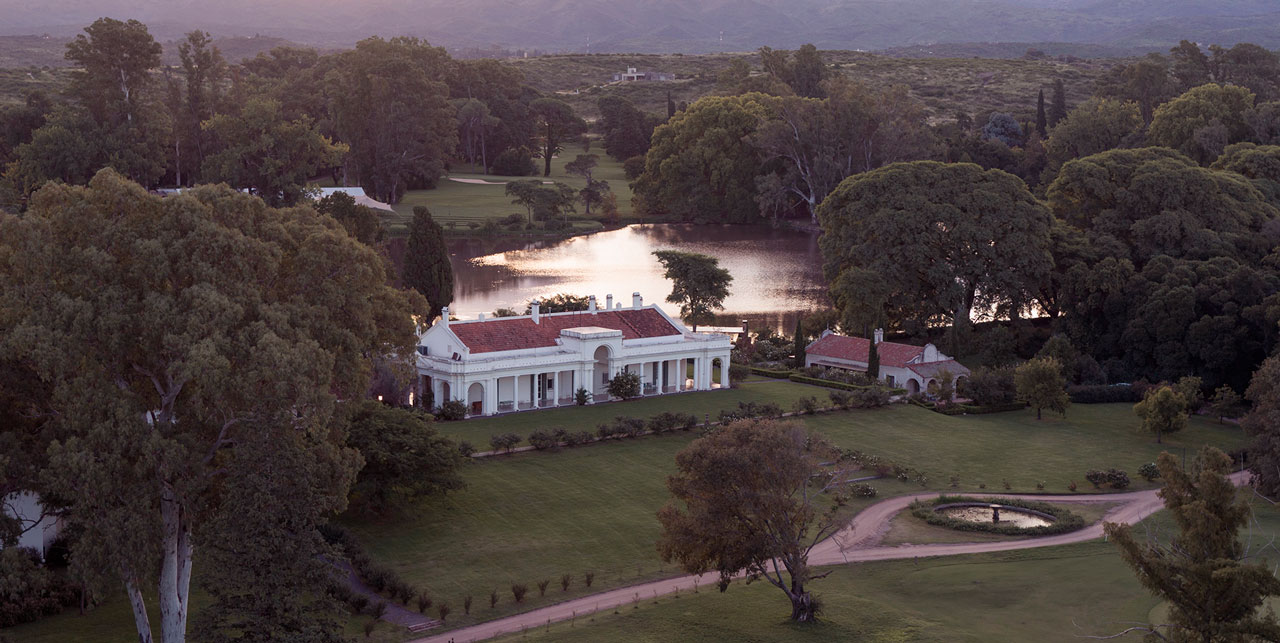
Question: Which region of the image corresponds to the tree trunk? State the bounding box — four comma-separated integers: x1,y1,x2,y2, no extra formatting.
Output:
1037,407,1042,421
543,124,553,177
124,574,153,643
787,585,817,622
158,486,193,643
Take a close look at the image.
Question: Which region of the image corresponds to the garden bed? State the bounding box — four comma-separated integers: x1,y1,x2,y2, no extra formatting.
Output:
909,495,1086,537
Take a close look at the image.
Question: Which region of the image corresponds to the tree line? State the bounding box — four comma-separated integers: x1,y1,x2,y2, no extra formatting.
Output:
0,18,670,211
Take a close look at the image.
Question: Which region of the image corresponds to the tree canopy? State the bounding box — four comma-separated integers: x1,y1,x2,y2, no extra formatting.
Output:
818,161,1053,345
403,206,454,322
0,169,423,642
1148,83,1257,164
652,250,734,329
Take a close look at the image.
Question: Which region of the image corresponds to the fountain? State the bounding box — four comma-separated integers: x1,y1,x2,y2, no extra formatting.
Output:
933,502,1056,529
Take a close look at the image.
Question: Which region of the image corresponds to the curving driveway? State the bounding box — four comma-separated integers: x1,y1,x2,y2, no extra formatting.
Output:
410,472,1249,643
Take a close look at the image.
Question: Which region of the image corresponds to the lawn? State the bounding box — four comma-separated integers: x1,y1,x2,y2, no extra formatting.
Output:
803,403,1247,493
440,378,830,447
498,499,1280,643
381,155,635,237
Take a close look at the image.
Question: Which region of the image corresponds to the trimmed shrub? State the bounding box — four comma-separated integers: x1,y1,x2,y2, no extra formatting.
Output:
436,399,467,421
560,574,572,591
750,366,794,378
489,433,521,453
1138,462,1160,482
793,396,820,415
511,583,528,603
0,548,78,627
528,429,559,450
728,362,751,384
647,411,698,434
1085,468,1130,489
537,579,550,596
959,366,1016,406
457,440,476,457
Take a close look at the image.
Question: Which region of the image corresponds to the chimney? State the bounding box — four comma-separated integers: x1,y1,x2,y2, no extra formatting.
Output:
633,292,642,309
606,294,613,310
531,301,541,324
478,312,485,321
440,307,449,329
742,319,749,335
873,328,884,344
588,295,597,313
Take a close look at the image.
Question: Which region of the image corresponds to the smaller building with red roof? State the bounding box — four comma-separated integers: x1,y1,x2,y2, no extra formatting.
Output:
805,329,970,396
415,292,733,416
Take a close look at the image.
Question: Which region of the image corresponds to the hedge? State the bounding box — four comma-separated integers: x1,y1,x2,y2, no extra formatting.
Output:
750,366,794,379
1067,384,1143,404
909,495,1086,537
927,401,1027,416
789,374,870,391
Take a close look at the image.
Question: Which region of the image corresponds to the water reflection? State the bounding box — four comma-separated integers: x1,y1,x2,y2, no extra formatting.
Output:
448,224,830,333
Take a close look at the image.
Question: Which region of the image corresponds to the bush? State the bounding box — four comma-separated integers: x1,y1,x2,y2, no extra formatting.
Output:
511,583,528,603
584,571,595,587
1085,468,1130,489
560,574,572,591
728,362,750,385
489,433,521,453
457,440,475,457
563,430,595,446
750,366,793,378
1067,384,1143,404
597,416,646,439
575,387,589,406
829,390,854,409
491,147,538,176
1137,462,1160,482
793,396,820,415
437,602,451,622
528,429,560,450
416,594,433,614
436,399,467,421
1175,376,1205,413
788,373,876,391
959,366,1016,406
607,371,642,400
463,595,472,615
0,548,78,627
623,155,647,180
489,589,499,608
849,483,877,498
648,411,698,433
718,401,784,423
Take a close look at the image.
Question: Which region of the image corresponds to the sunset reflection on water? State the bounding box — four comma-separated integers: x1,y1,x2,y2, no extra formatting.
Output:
448,224,830,333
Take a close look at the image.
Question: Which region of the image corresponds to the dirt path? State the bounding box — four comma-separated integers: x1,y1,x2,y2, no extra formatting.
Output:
409,472,1249,643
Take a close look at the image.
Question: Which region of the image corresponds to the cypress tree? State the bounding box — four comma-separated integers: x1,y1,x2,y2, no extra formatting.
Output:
1048,79,1067,127
667,91,676,119
403,206,454,322
1036,89,1047,137
867,339,880,381
793,317,805,367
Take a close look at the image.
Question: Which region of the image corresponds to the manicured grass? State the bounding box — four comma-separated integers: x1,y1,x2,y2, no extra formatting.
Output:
438,379,830,447
383,155,634,236
802,404,1247,493
498,500,1280,643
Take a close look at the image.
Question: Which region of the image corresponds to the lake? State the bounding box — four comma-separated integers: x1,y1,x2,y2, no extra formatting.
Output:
447,224,830,334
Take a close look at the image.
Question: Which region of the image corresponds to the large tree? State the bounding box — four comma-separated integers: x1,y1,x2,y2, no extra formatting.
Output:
652,250,733,330
1244,355,1280,497
1148,83,1258,165
597,96,660,161
403,206,454,323
1103,447,1280,641
1041,97,1143,182
1014,357,1070,420
169,30,226,185
818,161,1053,348
342,401,464,512
634,94,772,223
1134,386,1188,444
201,97,346,206
0,169,422,643
530,98,584,177
328,37,457,204
65,18,162,127
657,419,857,622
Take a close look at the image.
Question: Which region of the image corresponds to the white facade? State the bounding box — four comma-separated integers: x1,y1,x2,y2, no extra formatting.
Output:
415,294,733,416
2,492,61,560
805,329,970,397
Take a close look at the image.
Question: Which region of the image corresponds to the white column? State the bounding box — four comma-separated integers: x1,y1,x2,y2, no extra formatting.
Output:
485,378,497,415
702,358,714,391
721,355,730,390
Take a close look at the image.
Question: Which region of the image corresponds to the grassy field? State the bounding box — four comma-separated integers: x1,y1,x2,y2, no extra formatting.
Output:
498,499,1280,643
804,403,1246,493
439,378,829,447
379,154,634,237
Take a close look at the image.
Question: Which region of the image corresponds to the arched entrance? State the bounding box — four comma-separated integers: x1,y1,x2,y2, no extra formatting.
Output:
926,379,939,396
467,382,484,416
906,379,920,395
440,381,451,406
711,357,724,389
592,345,612,400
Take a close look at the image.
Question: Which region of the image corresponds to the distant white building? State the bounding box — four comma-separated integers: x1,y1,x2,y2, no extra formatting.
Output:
2,492,61,561
612,67,675,82
805,329,970,395
315,187,396,213
415,293,732,416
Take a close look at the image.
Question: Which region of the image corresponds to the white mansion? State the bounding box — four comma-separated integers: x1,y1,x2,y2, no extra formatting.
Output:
415,293,733,416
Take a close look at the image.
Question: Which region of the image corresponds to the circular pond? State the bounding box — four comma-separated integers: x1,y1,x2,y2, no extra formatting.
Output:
934,503,1056,529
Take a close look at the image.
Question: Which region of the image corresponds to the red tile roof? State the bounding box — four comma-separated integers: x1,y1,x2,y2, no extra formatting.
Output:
449,309,682,354
908,360,970,378
806,334,925,368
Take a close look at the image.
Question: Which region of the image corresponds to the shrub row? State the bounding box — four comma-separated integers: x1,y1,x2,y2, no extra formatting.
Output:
718,401,784,423
749,366,794,378
320,524,418,610
924,401,1027,416
828,388,892,410
788,374,869,391
1084,469,1131,489
910,495,1086,537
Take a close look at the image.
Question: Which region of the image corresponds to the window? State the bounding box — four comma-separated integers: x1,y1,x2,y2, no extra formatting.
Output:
417,345,429,356
885,375,895,386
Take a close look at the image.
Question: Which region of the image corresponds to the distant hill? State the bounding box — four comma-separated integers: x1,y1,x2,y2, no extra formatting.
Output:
2,0,1278,54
